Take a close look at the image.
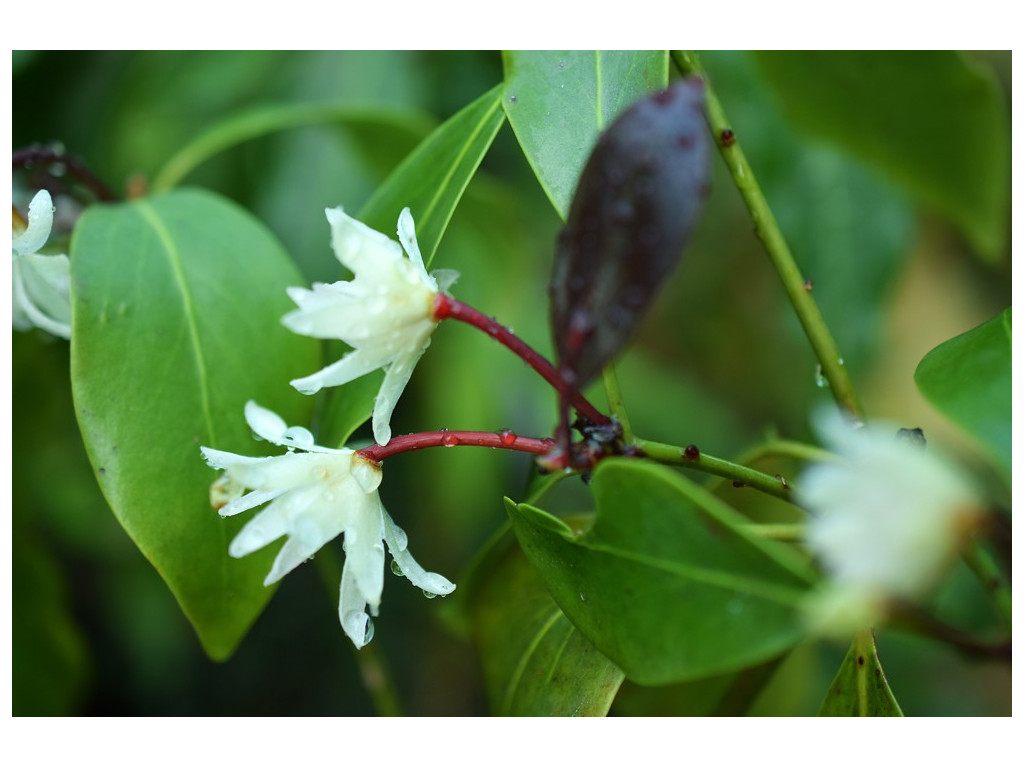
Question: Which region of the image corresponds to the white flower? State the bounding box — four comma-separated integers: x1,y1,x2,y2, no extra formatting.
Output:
797,411,984,635
283,207,457,445
200,400,455,648
12,190,72,339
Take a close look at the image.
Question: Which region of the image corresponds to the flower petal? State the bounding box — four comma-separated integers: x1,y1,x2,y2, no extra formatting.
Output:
382,510,455,597
289,346,395,396
339,562,374,649
396,207,429,278
12,190,54,256
371,327,433,445
326,206,404,275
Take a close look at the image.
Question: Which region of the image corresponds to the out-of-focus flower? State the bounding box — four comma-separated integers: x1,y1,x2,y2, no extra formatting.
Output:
12,190,72,338
797,412,985,635
200,401,455,648
283,207,457,445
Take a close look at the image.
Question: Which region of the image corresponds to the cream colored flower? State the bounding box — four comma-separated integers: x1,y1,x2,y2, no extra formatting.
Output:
12,190,72,338
283,207,457,445
797,412,984,635
201,401,455,648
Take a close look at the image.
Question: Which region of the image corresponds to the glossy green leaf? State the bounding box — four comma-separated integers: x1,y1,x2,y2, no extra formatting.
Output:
70,189,319,660
753,51,1009,260
819,632,903,716
359,84,506,268
464,525,624,716
502,50,669,218
507,460,816,685
915,308,1011,480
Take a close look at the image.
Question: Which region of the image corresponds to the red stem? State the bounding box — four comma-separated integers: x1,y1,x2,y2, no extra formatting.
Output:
433,294,610,426
358,429,556,463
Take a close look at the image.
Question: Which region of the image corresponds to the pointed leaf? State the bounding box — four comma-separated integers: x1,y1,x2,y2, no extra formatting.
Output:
914,308,1010,480
819,632,903,716
70,189,319,660
753,51,1009,260
464,524,624,716
508,460,816,685
550,79,712,389
502,50,669,217
359,84,506,268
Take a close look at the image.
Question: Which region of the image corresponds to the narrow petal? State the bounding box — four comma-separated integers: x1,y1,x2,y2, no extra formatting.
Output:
229,502,292,559
218,488,284,518
325,206,404,275
382,509,455,596
11,264,72,339
339,561,373,649
290,346,394,395
243,400,321,451
396,207,428,276
341,496,386,612
199,446,267,471
12,190,54,256
371,328,433,445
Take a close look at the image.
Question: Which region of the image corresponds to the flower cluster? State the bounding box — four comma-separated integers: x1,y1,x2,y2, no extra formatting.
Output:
283,206,456,445
12,189,72,339
797,412,985,635
201,209,460,648
202,401,454,648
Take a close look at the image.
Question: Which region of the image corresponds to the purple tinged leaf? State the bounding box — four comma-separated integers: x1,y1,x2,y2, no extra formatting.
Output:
550,78,711,389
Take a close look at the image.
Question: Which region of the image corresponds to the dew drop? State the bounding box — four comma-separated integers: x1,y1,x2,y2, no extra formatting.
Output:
363,616,375,644
579,592,587,603
498,429,517,446
441,433,460,447
422,589,438,599
390,559,404,576
814,365,827,388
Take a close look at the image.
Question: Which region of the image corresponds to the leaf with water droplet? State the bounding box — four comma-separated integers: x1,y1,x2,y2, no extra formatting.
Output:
550,79,712,391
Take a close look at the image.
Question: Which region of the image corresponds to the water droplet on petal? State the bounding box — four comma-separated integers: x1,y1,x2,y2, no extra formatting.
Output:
363,616,375,644
390,559,404,576
421,589,438,599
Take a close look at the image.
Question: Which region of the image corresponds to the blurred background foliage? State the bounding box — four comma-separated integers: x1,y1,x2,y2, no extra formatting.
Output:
12,50,1010,715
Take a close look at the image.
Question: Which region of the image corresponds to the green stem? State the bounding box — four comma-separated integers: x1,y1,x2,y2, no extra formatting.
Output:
601,364,634,442
962,538,1012,631
634,438,793,501
313,549,403,716
672,51,863,422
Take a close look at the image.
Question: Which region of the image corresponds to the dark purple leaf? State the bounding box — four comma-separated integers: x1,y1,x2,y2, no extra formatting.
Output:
550,78,711,390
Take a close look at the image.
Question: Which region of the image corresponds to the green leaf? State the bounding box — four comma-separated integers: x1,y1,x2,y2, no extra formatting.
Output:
464,523,624,716
359,84,506,268
819,631,903,716
314,85,506,445
70,188,320,660
753,51,1009,260
914,308,1011,480
507,460,816,685
153,102,436,192
502,50,669,217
